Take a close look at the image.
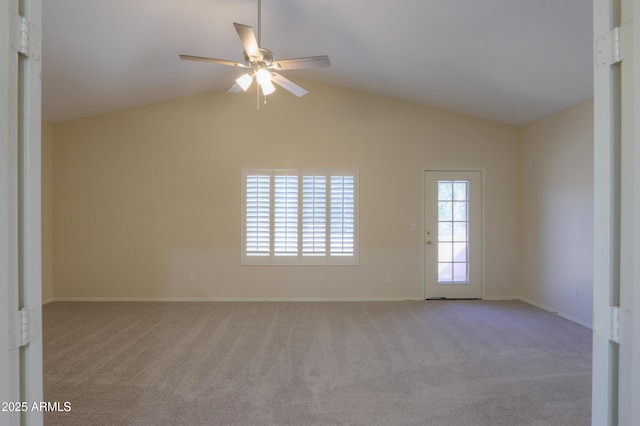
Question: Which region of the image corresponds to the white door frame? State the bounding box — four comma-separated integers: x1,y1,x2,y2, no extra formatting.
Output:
593,0,639,424
1,1,21,422
633,0,640,421
0,0,43,424
423,168,486,300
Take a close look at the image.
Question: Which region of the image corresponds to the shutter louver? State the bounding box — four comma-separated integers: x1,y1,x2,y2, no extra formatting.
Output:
302,176,326,256
330,175,355,256
274,175,298,255
245,174,271,256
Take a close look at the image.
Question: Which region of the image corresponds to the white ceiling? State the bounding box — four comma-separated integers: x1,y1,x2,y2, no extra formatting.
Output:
42,0,593,125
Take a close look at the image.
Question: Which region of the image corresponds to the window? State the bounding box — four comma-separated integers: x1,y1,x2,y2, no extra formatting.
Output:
437,180,469,283
242,169,358,265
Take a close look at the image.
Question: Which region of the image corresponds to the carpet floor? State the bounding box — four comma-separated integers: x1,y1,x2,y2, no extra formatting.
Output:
42,300,592,425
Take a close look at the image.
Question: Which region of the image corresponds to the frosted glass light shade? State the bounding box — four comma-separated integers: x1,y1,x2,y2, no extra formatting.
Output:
260,79,276,95
236,73,253,91
255,69,271,85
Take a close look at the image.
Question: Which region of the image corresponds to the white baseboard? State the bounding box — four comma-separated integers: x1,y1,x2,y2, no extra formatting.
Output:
50,297,424,303
519,297,592,329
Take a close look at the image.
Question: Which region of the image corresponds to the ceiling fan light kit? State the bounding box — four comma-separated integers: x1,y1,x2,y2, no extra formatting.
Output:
179,0,330,107
236,73,254,91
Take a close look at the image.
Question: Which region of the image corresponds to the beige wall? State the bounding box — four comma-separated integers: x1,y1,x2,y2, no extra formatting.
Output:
50,81,520,300
42,121,54,303
518,101,594,326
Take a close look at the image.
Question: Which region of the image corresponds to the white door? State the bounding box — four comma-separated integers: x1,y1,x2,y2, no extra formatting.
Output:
424,170,482,299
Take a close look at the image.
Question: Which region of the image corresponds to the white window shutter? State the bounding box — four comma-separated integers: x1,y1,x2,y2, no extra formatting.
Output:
330,175,355,256
274,175,298,256
245,174,271,256
302,175,327,256
242,169,357,265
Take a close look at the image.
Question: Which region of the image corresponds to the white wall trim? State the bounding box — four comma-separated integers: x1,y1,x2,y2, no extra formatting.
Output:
520,297,592,329
50,297,425,303
0,0,21,418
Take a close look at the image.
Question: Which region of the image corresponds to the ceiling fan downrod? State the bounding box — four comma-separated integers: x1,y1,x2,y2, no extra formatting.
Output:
257,0,262,46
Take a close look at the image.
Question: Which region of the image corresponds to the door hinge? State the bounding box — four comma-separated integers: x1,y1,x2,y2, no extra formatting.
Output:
9,11,41,60
596,21,633,68
594,305,632,344
8,308,39,350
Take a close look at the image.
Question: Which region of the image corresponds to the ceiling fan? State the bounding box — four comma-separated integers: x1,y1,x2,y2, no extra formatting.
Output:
179,0,330,100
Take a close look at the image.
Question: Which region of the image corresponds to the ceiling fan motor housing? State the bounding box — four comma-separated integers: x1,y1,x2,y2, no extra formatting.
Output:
244,48,274,67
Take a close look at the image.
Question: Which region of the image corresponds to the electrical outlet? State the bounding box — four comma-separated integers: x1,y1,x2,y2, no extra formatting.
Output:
571,290,578,300
187,274,195,284
386,274,392,283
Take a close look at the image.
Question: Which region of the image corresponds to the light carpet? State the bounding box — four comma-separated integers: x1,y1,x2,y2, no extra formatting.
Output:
43,300,592,425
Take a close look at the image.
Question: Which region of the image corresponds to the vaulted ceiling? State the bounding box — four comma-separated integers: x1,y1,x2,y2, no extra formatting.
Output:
42,0,593,125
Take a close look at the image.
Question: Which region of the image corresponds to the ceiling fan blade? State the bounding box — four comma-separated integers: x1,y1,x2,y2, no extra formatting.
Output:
271,73,309,97
271,55,331,70
179,54,248,68
227,82,243,93
233,23,262,61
